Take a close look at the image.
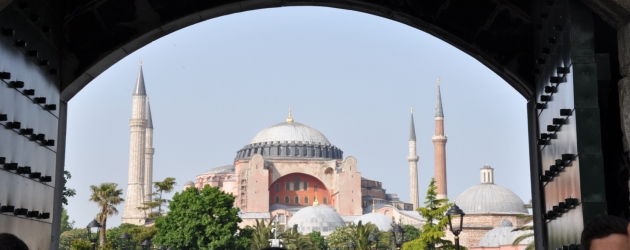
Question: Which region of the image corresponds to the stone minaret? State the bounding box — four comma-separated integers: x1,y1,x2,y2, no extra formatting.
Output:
408,108,419,209
432,77,448,199
122,63,148,225
144,101,154,202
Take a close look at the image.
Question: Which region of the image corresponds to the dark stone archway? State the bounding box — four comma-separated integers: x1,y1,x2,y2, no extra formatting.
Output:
1,0,630,249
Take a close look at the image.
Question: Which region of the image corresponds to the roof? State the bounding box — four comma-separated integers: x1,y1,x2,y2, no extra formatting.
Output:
250,122,330,145
202,165,235,175
354,213,393,231
409,112,416,141
435,82,443,117
287,205,345,235
239,213,271,219
146,101,153,128
133,65,147,95
183,181,194,186
454,183,528,214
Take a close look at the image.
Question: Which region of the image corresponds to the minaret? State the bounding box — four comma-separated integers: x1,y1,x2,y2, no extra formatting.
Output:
432,77,448,199
122,61,148,225
408,108,419,209
144,100,154,203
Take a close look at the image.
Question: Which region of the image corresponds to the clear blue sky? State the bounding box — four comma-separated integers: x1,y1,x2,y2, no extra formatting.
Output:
65,6,530,228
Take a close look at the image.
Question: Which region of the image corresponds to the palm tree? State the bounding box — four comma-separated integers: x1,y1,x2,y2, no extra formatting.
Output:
279,225,315,250
346,221,378,250
512,214,534,250
250,219,273,250
89,182,124,247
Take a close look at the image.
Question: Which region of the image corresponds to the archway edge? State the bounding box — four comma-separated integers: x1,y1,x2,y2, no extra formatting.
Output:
60,0,534,101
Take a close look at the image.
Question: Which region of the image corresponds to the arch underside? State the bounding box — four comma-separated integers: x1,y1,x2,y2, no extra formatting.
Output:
61,0,535,100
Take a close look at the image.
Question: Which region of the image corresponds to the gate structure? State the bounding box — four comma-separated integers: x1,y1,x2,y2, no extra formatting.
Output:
0,0,629,249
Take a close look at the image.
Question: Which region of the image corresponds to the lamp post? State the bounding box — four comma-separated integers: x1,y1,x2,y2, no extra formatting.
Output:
391,223,405,250
119,232,132,250
141,239,151,250
368,233,378,250
446,204,466,250
347,241,356,250
86,219,102,250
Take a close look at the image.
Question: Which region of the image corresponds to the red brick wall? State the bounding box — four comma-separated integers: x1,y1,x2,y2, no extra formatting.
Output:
269,173,332,206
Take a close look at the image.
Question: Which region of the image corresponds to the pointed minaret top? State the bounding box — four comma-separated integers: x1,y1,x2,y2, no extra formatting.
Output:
146,99,154,128
133,62,147,95
435,77,444,117
409,107,416,141
286,106,294,123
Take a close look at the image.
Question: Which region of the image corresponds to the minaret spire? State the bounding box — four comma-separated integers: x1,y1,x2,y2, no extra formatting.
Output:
408,107,419,209
144,99,155,204
435,77,444,118
432,77,448,199
123,61,148,225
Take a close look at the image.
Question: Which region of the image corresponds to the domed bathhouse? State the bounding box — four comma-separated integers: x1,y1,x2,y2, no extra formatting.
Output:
447,165,530,248
185,110,420,228
469,219,534,250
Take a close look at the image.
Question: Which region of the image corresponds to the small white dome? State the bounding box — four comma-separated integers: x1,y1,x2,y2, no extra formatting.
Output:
353,213,393,231
250,122,330,144
478,219,515,247
287,205,345,235
183,181,195,186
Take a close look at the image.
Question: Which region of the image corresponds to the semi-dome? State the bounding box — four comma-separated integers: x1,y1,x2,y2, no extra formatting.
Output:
287,204,345,235
353,213,393,231
478,219,516,247
454,165,528,214
202,165,235,175
250,122,330,144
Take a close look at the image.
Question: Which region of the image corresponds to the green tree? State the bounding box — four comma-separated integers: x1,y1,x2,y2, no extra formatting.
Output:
511,214,534,250
105,223,157,250
89,183,124,247
63,170,77,206
402,225,421,242
326,227,351,249
309,231,327,250
152,185,247,249
279,225,315,250
70,239,92,250
61,207,75,234
403,178,460,250
141,177,177,218
60,228,88,250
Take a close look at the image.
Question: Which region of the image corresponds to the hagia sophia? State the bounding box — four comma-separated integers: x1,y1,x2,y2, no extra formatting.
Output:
122,64,534,249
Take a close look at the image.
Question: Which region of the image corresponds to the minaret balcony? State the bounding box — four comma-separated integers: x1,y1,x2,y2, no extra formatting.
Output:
432,135,448,141
407,156,419,162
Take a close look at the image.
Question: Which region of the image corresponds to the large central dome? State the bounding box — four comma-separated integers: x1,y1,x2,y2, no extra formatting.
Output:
250,122,330,144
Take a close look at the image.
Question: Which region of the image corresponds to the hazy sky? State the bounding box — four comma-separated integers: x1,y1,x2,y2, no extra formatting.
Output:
65,6,530,228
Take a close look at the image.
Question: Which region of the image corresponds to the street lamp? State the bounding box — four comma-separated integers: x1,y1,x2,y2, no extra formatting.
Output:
368,233,378,250
158,245,166,250
141,239,151,250
119,232,132,250
86,219,101,250
391,224,405,250
347,241,356,250
446,204,466,250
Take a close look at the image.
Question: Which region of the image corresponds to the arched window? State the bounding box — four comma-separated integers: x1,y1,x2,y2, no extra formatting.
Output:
294,196,300,204
303,181,308,190
314,185,318,192
285,180,291,190
284,196,290,204
275,183,280,192
304,196,309,204
294,177,300,191
323,197,328,204
275,196,280,204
